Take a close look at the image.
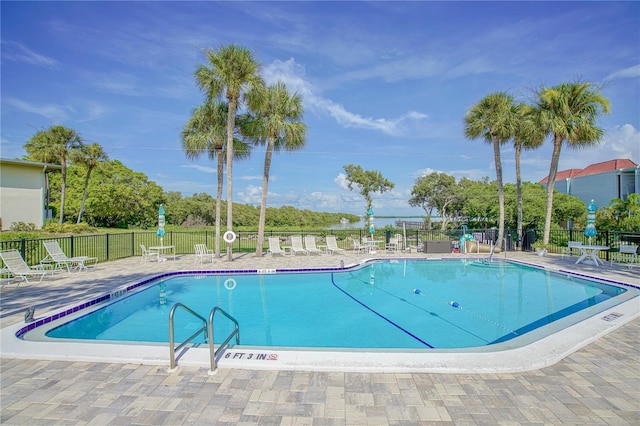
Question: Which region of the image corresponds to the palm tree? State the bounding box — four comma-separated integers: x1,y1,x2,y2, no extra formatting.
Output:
464,92,518,253
536,81,610,245
195,44,264,261
24,125,83,223
512,103,545,249
181,100,251,258
72,143,109,223
245,81,307,257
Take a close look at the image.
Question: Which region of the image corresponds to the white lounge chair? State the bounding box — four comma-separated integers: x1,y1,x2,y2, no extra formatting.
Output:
0,249,50,284
610,244,638,269
194,244,214,264
140,244,160,263
304,235,323,255
267,237,288,256
325,235,345,254
42,240,98,272
290,235,308,255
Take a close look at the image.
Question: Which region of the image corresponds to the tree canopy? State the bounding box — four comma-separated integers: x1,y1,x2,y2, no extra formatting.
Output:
342,164,395,215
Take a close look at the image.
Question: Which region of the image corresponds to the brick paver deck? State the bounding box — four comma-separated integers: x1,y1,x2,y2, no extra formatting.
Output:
1,250,638,424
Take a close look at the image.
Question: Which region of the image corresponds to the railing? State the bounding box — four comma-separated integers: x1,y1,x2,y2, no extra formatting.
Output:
1,229,638,266
208,306,240,374
168,303,207,372
168,302,239,374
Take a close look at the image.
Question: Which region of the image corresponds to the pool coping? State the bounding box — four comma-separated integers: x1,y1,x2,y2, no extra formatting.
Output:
1,258,639,373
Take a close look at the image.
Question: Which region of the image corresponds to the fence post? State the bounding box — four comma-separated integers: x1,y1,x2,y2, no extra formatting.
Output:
70,235,75,257
106,233,110,261
20,238,26,259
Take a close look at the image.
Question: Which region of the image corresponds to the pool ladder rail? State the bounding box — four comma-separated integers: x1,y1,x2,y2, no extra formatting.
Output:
168,303,240,375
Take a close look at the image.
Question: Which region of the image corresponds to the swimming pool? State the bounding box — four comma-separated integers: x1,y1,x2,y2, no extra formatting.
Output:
5,257,638,373
27,259,634,347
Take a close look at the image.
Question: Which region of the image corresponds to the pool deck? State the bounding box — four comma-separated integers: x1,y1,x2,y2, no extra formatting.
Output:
1,250,639,424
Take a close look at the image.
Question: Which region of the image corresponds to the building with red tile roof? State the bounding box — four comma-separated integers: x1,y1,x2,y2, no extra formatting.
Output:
538,159,639,208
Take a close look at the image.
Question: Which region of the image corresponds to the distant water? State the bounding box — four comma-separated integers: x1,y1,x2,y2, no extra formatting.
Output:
326,217,426,230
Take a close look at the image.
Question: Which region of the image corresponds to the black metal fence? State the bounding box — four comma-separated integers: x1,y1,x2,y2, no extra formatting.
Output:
1,228,638,266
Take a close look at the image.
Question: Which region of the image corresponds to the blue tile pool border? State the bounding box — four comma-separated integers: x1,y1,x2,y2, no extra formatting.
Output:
14,257,639,340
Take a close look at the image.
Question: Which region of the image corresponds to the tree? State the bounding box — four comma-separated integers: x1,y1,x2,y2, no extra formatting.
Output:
181,100,251,257
24,125,83,223
342,164,394,217
195,44,264,261
245,81,307,257
71,143,108,224
48,160,165,228
464,92,518,251
409,172,461,230
536,81,610,245
602,193,640,232
512,103,545,248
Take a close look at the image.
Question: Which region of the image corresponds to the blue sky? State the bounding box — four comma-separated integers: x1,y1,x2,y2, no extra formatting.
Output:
2,1,639,217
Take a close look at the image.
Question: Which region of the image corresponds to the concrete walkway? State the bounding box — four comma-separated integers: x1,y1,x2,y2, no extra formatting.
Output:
1,250,639,424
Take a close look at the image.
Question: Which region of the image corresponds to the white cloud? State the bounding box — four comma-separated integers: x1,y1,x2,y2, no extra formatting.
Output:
4,98,70,122
237,184,263,205
601,124,640,162
262,58,427,136
1,40,60,69
77,102,107,123
334,173,350,190
604,64,640,82
183,164,216,173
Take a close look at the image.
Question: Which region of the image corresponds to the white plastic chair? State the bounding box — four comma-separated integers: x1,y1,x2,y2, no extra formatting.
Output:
267,237,287,256
42,240,98,272
561,241,583,260
325,235,345,254
194,244,214,264
0,249,49,284
140,244,160,263
290,235,308,255
304,235,323,255
610,244,638,269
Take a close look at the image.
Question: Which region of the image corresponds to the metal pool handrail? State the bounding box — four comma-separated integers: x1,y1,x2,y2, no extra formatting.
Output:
168,302,240,374
168,302,207,371
208,306,240,374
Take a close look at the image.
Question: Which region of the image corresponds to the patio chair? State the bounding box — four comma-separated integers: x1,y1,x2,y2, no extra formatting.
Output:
561,241,583,260
290,235,308,255
140,244,160,263
304,235,323,255
42,240,98,272
267,237,288,256
351,238,368,253
325,235,345,254
610,244,638,269
194,244,214,264
385,234,400,253
0,249,50,284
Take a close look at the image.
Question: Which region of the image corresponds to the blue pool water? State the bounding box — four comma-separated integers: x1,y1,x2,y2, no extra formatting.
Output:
44,260,629,349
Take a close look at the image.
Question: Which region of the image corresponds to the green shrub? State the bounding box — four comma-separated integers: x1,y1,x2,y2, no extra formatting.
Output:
10,222,37,232
42,222,96,234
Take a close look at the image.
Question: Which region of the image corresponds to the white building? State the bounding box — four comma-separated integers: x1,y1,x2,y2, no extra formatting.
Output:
0,158,61,230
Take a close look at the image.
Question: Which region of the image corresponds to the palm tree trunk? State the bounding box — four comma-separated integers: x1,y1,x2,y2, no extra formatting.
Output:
493,138,505,250
515,143,522,250
215,149,224,258
59,159,67,224
543,136,563,245
256,137,275,257
77,169,92,223
226,99,237,262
